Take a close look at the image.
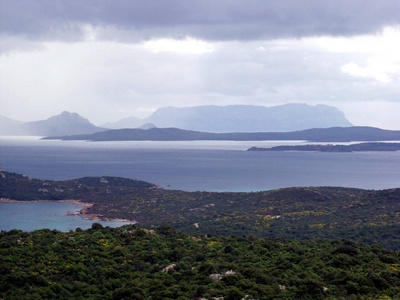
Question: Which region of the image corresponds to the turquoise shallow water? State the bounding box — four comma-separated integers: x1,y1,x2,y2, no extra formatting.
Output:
1,137,400,231
0,202,133,232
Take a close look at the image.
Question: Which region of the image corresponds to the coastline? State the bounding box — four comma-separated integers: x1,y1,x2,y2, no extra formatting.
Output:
0,198,136,224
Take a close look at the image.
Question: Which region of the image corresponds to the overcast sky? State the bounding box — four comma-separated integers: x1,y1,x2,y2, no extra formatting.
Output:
1,0,400,129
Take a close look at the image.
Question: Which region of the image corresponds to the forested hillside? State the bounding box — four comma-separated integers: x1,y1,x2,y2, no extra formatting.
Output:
2,170,400,250
1,225,400,299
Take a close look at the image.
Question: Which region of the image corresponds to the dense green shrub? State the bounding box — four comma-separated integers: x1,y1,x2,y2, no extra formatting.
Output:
1,226,400,299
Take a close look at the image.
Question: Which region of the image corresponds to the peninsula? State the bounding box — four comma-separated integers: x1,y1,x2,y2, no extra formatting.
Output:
2,170,400,298
248,142,400,152
2,170,400,251
42,126,400,142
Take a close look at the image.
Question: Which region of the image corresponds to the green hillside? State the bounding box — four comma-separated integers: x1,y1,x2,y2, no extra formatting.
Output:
1,225,400,299
1,170,400,250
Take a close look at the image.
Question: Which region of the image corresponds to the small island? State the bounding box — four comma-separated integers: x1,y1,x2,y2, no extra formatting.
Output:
248,142,400,152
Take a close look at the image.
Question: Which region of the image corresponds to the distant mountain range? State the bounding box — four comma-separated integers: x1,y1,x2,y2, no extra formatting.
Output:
1,104,353,136
0,111,104,136
102,104,353,132
0,115,24,134
43,126,400,142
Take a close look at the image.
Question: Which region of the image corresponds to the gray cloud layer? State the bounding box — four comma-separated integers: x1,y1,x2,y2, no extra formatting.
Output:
2,0,400,42
1,0,400,129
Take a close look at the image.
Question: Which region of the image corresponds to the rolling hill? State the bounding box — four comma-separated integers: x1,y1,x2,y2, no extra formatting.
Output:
43,126,400,142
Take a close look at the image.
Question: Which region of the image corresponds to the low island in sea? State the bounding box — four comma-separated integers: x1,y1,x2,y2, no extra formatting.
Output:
42,126,400,142
248,142,400,152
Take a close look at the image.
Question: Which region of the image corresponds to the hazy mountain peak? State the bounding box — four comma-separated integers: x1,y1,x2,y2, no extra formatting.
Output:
137,123,156,130
104,103,353,132
46,111,91,124
1,104,353,136
26,111,104,136
0,111,104,136
101,115,143,129
61,111,74,115
0,115,25,135
144,103,353,133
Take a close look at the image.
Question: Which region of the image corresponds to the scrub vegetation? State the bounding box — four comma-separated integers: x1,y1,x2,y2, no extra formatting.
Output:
2,170,400,250
2,170,400,299
1,225,400,299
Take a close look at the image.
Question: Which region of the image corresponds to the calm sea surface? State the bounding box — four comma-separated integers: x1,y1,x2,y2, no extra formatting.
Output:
0,202,132,232
1,136,400,231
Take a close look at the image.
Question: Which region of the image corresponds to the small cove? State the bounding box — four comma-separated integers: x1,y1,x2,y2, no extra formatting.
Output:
1,137,400,231
0,201,133,232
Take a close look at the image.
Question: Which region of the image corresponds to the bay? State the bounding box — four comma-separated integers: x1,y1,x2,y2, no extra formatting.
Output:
0,202,132,232
1,136,400,231
0,136,399,192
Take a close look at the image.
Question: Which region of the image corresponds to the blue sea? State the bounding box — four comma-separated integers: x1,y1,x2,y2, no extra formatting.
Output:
0,202,132,232
1,136,400,231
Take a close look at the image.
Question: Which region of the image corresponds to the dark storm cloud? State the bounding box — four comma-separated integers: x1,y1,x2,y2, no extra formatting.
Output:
1,0,400,42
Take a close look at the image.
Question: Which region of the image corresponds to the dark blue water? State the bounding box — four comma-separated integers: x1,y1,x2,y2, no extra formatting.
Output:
1,137,399,191
1,137,399,231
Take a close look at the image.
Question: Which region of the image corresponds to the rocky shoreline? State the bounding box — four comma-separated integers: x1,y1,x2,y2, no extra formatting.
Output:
0,198,136,224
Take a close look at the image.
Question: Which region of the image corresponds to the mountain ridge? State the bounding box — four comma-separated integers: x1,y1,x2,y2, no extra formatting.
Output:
43,126,400,142
0,111,105,136
1,104,353,135
102,103,353,132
